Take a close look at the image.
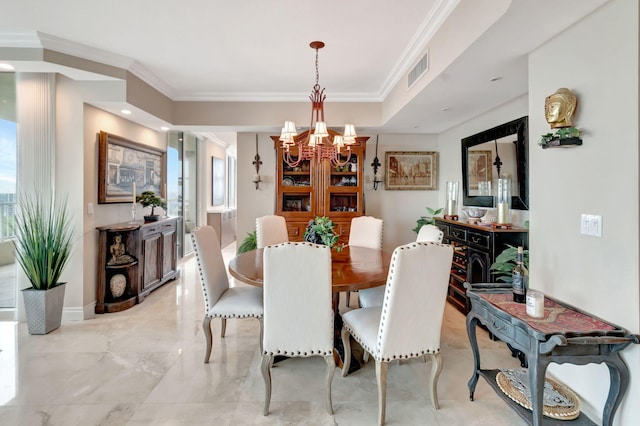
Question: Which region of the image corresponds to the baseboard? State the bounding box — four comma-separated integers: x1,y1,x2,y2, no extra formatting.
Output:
0,308,16,321
62,307,86,322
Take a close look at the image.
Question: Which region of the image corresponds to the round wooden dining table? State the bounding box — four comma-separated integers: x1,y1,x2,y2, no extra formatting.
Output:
228,245,392,293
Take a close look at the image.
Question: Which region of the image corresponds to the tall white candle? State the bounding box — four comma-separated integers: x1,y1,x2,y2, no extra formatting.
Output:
497,202,509,224
446,200,457,216
132,181,136,204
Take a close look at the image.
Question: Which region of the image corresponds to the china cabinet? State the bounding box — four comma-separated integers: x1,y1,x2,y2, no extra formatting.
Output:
271,131,368,244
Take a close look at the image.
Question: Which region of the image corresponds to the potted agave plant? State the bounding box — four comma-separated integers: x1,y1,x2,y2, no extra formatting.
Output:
13,193,75,334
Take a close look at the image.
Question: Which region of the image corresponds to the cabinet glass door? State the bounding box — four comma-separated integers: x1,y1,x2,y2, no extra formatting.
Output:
327,153,360,214
280,157,313,215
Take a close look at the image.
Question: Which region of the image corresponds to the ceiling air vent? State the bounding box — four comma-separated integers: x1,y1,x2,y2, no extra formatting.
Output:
408,50,429,88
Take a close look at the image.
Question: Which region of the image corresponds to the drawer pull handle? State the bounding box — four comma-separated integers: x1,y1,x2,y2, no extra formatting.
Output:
471,236,481,244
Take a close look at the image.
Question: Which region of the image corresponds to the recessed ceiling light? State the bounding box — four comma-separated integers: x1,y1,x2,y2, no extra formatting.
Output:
0,63,15,71
489,76,502,82
441,107,450,111
161,126,169,131
121,109,132,115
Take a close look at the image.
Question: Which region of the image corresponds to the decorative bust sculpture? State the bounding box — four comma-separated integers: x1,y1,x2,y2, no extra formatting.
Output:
545,88,577,129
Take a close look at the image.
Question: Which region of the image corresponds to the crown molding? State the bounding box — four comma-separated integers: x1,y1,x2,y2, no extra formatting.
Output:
377,0,460,99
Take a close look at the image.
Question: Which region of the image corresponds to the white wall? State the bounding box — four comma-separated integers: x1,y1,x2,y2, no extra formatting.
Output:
528,0,639,423
363,133,441,251
236,132,277,247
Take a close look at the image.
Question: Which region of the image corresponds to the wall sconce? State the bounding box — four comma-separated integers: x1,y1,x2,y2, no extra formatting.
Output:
371,135,382,190
252,134,263,190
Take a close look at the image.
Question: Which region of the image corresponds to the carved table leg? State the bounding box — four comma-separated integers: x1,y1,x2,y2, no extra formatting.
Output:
603,352,629,426
528,355,549,426
466,314,481,401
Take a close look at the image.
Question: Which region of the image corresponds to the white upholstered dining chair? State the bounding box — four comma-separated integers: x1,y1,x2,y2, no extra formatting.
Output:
358,223,444,308
256,215,289,248
191,225,264,363
416,223,444,243
346,216,384,307
340,241,454,425
260,242,336,416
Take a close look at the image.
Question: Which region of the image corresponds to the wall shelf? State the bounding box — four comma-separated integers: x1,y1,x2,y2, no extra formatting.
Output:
540,137,582,149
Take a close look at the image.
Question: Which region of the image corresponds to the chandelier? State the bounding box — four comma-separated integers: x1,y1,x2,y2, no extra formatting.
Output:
279,41,357,168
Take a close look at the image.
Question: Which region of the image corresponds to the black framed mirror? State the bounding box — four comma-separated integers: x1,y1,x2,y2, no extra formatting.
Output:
462,116,528,210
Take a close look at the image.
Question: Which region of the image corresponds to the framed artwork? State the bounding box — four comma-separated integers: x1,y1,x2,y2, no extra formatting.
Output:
467,150,492,190
384,151,438,190
212,156,225,206
98,131,165,204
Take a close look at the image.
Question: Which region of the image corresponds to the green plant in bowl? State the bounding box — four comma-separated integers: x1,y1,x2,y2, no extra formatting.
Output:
136,191,166,221
237,230,257,254
304,216,344,251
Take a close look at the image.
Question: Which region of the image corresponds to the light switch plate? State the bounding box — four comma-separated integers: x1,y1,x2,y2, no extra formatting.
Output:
580,214,602,237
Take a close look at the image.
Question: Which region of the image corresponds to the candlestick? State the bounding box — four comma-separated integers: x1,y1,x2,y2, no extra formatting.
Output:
130,204,136,223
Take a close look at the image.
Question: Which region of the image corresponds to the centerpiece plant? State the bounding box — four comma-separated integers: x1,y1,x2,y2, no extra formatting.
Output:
237,230,257,254
304,216,344,251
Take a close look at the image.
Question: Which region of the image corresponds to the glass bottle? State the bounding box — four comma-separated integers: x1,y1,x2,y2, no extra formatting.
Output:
512,246,528,303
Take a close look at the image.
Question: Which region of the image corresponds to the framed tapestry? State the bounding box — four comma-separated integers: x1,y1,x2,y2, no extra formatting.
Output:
98,131,166,204
384,151,438,190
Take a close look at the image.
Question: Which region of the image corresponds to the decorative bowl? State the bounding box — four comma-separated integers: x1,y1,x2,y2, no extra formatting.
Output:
462,208,486,218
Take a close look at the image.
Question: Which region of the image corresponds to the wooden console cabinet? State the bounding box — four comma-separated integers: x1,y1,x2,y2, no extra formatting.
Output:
435,218,528,314
96,217,180,313
271,131,369,245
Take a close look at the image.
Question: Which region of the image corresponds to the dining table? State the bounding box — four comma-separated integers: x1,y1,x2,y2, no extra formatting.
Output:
228,245,392,299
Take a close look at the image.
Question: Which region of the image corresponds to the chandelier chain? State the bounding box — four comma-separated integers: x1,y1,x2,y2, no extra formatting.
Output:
279,41,357,168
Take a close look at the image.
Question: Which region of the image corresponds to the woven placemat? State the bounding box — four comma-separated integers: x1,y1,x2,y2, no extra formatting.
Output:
496,369,580,420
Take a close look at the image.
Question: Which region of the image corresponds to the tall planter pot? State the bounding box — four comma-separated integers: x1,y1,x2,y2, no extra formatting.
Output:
21,283,66,335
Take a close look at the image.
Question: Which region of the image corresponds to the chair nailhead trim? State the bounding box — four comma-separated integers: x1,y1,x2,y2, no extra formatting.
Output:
263,350,332,356
346,242,449,362
209,313,263,319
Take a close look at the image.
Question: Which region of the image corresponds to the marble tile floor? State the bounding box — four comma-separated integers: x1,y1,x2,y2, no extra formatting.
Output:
0,242,525,425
